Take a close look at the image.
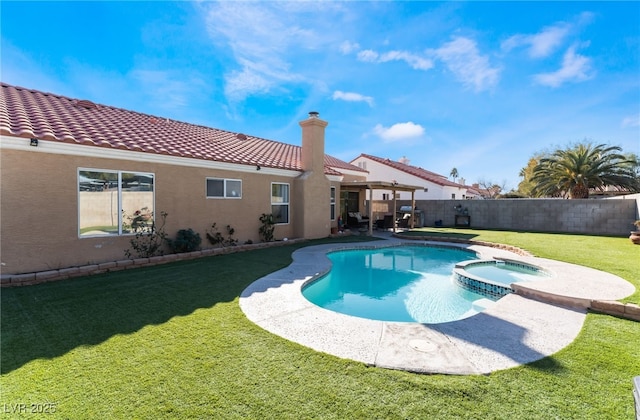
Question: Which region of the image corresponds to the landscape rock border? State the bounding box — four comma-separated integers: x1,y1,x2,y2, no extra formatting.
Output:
1,239,306,287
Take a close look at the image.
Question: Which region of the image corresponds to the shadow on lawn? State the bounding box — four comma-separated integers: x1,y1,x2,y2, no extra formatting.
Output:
1,237,378,375
0,248,296,375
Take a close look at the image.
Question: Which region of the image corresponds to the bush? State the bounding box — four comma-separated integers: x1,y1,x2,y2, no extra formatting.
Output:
168,229,202,254
206,223,238,247
259,213,275,242
124,211,169,259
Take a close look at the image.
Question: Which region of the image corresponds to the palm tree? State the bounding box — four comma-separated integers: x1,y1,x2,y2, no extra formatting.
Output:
450,167,459,183
531,143,639,198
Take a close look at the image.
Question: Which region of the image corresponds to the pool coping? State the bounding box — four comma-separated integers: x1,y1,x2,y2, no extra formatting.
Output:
239,235,636,375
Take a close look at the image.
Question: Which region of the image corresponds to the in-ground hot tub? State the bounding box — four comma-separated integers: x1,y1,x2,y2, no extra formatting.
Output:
453,258,551,299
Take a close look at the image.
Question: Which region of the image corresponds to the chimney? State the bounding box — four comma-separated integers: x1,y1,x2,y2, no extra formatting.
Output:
299,111,328,173
295,112,331,240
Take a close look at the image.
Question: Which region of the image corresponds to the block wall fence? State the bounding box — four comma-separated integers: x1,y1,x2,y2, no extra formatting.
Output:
370,194,640,237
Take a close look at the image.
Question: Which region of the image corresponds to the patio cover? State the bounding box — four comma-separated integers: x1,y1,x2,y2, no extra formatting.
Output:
340,181,423,235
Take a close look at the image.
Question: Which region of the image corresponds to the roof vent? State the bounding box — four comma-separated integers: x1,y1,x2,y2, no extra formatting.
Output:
236,133,247,140
308,111,319,118
74,99,97,110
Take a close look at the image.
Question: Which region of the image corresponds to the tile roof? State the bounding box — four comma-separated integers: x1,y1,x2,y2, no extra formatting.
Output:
0,83,364,176
354,153,465,188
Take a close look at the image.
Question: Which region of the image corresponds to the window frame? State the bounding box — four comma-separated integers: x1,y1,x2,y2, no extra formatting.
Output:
206,177,242,199
330,186,336,221
270,182,290,225
78,168,155,238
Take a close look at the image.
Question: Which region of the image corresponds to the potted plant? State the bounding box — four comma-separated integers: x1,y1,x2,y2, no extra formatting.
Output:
630,220,640,245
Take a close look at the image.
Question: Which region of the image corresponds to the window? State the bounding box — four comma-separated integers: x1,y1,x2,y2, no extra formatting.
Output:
382,193,390,201
330,187,336,220
206,178,242,198
451,193,456,199
271,183,289,224
78,169,154,237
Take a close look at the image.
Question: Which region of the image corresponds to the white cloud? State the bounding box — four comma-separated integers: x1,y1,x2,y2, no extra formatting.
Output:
621,114,640,128
501,12,594,59
224,67,272,100
332,90,374,107
201,2,337,102
340,41,360,55
502,24,570,58
357,49,379,62
357,49,433,70
373,122,425,142
533,44,593,87
430,37,500,92
379,51,434,71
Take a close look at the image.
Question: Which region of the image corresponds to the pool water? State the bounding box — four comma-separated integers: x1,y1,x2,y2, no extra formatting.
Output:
464,262,548,285
302,246,491,324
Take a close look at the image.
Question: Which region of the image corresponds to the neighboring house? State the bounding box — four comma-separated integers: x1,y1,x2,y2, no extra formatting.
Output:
350,154,470,200
464,183,491,199
0,83,368,275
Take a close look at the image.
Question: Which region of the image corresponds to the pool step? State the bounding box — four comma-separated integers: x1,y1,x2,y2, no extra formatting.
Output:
452,271,512,300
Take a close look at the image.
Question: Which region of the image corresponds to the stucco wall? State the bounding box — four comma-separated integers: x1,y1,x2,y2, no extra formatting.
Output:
372,197,639,236
1,148,327,274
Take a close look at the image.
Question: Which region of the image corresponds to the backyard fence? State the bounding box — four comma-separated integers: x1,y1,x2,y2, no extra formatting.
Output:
369,194,640,237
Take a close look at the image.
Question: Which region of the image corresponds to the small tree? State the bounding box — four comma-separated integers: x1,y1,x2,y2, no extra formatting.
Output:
516,157,540,197
476,179,507,199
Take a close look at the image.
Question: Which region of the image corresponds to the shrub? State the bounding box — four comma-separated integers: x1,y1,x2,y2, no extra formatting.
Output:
124,211,169,259
206,223,238,247
258,213,275,242
168,229,202,254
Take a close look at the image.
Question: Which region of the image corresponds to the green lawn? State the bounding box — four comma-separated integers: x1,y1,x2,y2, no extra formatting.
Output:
2,231,639,419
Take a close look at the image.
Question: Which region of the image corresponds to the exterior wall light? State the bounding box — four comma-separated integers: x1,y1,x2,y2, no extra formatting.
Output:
30,138,38,147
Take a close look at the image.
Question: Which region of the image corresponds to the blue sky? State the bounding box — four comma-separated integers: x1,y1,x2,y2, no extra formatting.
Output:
2,1,639,190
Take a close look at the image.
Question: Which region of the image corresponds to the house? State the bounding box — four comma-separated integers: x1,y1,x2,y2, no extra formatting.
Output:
0,83,370,275
466,183,497,199
350,154,470,200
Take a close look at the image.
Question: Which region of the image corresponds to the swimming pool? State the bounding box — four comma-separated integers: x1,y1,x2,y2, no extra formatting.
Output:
461,260,549,285
302,246,495,323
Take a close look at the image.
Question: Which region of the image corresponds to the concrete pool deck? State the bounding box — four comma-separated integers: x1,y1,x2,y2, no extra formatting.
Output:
239,235,635,375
